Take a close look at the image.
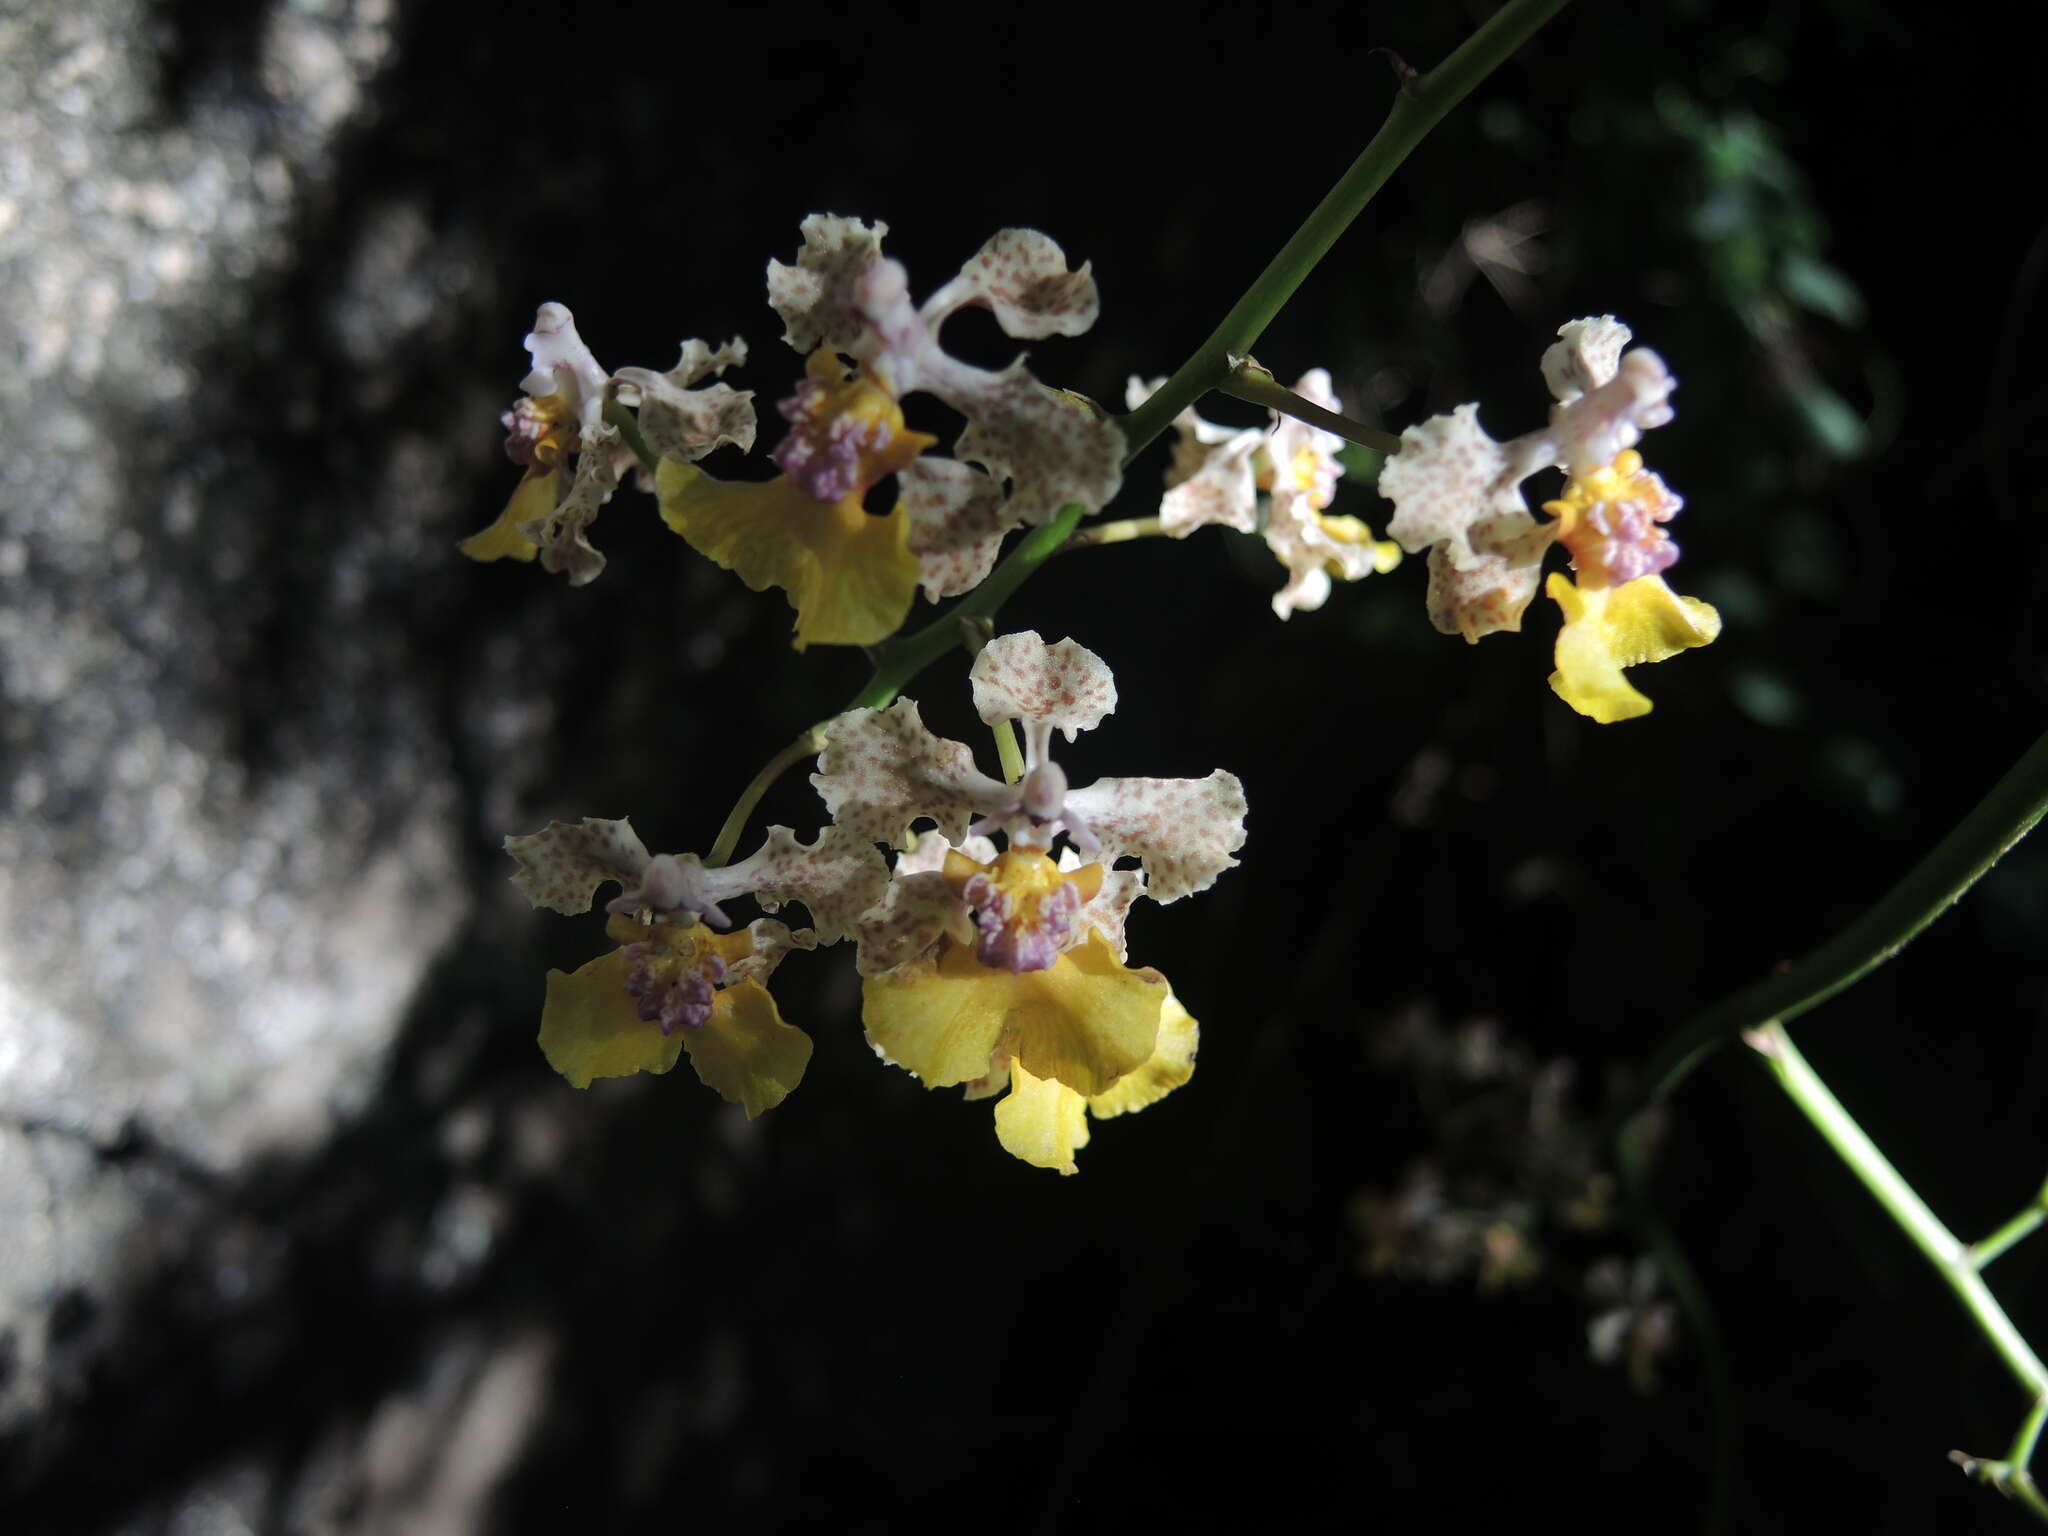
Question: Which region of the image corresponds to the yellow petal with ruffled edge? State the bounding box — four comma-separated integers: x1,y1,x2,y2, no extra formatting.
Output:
657,460,921,650
1087,989,1198,1119
860,945,1008,1088
992,990,1196,1175
458,469,556,563
995,1059,1091,1175
863,931,1165,1095
538,948,682,1088
681,979,812,1119
1547,572,1721,724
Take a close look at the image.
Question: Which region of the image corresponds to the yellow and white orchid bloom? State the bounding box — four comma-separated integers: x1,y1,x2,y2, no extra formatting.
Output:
661,217,1126,648
502,815,886,1115
813,632,1246,1174
1377,315,1718,719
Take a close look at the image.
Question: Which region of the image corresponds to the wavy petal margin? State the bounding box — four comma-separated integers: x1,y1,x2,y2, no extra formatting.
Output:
1546,572,1721,723
969,630,1117,740
862,932,1163,1096
992,987,1198,1174
658,460,919,650
506,816,650,914
680,980,813,1118
1061,770,1248,904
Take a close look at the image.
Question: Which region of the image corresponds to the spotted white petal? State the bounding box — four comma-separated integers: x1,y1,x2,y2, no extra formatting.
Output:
855,254,1123,525
924,228,1101,340
969,632,1117,741
852,870,972,977
1377,404,1532,570
1541,315,1632,402
505,815,651,913
1165,435,1260,536
853,832,994,977
1061,770,1248,904
942,359,1125,525
729,824,890,947
1125,376,1269,538
812,699,1011,850
901,457,1010,601
897,828,999,875
613,339,756,465
768,213,889,354
1424,512,1557,642
1155,402,1262,536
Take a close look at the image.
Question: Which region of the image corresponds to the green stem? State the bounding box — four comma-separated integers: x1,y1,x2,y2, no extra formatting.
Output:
1971,1178,2048,1271
2014,1394,2048,1472
2003,1398,2048,1518
1747,1024,2013,1348
1751,1022,2048,1520
993,720,1025,784
1219,364,1404,454
1636,728,2048,1109
1951,1404,2048,1522
1116,0,1573,462
704,724,828,867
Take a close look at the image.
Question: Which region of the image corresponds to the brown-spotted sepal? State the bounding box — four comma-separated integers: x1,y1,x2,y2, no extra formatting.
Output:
505,816,655,915
851,831,989,977
612,337,757,465
1378,403,1545,571
810,700,1012,851
1060,772,1248,905
900,458,1011,602
968,632,1117,744
921,227,1102,340
737,824,891,948
768,213,891,353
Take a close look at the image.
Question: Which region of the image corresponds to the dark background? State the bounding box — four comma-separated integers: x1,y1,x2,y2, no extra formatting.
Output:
4,0,2047,1530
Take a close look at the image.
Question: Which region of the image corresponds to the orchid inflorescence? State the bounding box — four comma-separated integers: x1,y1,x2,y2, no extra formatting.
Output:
468,214,1718,1172
444,17,2048,1525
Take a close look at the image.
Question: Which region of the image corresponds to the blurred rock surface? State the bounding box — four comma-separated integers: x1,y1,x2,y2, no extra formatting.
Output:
0,0,475,1508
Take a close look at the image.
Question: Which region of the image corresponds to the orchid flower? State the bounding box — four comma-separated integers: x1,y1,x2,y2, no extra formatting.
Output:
660,218,1125,647
503,815,885,1115
1377,316,1719,721
461,303,754,585
1125,369,1400,617
811,632,1246,1173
